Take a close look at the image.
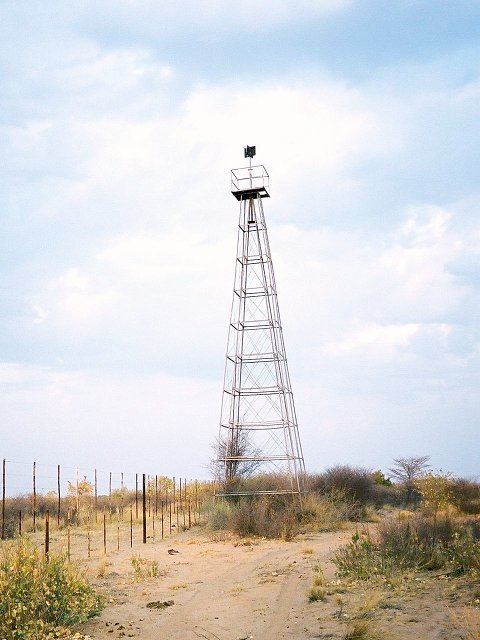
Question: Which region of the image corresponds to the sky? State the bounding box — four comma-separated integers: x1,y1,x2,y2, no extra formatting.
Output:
1,0,479,493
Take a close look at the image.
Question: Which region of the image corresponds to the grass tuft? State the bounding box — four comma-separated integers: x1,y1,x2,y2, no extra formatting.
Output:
307,585,326,602
343,618,391,639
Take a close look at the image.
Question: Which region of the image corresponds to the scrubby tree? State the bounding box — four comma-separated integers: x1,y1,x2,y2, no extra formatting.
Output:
389,455,430,505
416,471,455,547
212,425,261,492
67,477,93,517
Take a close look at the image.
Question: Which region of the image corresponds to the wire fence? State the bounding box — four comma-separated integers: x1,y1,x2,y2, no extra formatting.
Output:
0,458,215,561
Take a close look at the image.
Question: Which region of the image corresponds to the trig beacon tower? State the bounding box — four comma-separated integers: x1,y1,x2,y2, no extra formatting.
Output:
217,146,306,497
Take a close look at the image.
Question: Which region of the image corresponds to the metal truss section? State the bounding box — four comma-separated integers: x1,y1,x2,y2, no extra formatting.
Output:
217,159,306,497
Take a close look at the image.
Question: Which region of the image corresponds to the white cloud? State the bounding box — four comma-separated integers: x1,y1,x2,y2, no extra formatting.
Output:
323,323,420,356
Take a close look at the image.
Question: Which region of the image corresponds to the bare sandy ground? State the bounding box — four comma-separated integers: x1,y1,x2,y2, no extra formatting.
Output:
76,524,474,640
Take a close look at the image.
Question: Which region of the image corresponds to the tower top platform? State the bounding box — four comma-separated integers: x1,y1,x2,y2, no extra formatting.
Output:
231,164,270,201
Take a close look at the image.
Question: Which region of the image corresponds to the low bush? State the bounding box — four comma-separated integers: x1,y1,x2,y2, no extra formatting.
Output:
450,478,480,515
206,498,232,531
227,495,298,539
300,489,359,530
308,466,400,509
208,489,358,539
333,515,480,580
0,537,103,640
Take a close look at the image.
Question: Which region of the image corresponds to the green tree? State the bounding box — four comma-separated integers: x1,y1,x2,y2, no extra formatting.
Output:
416,471,455,549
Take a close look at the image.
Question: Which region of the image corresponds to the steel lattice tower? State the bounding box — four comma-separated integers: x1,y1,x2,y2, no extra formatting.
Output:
217,147,306,497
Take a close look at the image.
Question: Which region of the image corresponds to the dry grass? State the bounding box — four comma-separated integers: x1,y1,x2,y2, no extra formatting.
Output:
448,607,480,639
307,561,326,601
130,554,162,579
307,585,326,601
186,538,203,545
343,618,392,639
355,590,385,616
96,554,106,578
230,583,246,594
169,581,188,591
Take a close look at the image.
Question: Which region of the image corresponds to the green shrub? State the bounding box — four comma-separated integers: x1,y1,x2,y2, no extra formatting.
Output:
208,489,359,539
300,490,357,530
0,537,103,640
450,478,480,515
333,516,480,580
308,467,399,509
206,499,233,530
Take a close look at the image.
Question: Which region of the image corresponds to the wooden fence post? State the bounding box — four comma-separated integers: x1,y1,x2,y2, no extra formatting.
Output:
94,468,98,523
87,517,91,559
67,510,71,561
103,510,107,555
45,511,50,559
32,461,37,533
1,458,5,540
142,474,147,544
161,500,164,540
147,475,151,518
121,472,124,520
135,473,138,520
130,505,133,548
57,465,61,526
109,472,112,517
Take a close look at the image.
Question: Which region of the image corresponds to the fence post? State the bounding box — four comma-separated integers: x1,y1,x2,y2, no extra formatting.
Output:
179,477,182,516
87,517,91,559
135,473,138,520
33,461,37,533
103,510,107,555
18,510,22,536
67,510,71,561
2,458,5,540
121,472,124,519
147,475,151,518
130,505,133,548
76,468,80,517
161,500,164,540
45,511,50,559
94,468,98,523
142,474,147,544
109,472,112,517
57,465,61,526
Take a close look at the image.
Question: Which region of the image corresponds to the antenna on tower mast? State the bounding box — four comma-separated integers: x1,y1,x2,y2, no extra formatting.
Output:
216,147,306,499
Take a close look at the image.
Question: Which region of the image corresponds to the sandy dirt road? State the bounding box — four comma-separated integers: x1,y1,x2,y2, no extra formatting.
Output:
80,527,352,640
